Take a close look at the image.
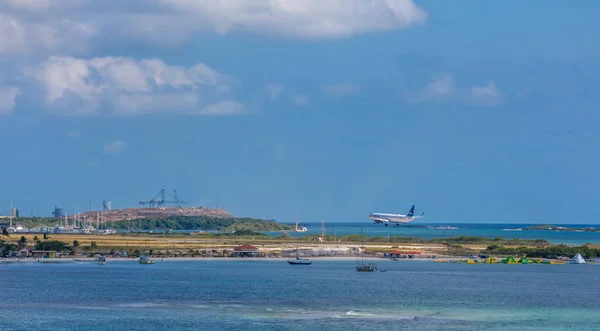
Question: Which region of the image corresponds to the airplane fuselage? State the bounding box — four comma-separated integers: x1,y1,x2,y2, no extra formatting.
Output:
370,213,417,224
370,205,423,226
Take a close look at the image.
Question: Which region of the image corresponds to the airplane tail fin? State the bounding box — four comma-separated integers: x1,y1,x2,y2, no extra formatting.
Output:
407,205,415,217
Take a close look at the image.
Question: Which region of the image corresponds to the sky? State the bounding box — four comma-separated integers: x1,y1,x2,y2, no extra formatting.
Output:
1,0,600,224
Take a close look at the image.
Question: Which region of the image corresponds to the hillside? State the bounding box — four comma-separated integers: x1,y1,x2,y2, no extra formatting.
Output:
110,216,293,232
77,207,233,223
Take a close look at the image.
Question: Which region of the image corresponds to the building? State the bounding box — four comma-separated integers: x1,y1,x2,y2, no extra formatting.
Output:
10,208,19,218
32,250,57,258
232,244,262,257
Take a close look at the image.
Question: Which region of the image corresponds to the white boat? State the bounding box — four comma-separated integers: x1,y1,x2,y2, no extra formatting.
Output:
294,221,307,232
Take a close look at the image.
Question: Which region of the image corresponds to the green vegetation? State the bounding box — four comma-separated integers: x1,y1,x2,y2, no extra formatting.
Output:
214,229,268,237
111,216,293,232
3,215,294,232
36,240,73,254
521,224,600,232
299,234,550,247
483,244,600,258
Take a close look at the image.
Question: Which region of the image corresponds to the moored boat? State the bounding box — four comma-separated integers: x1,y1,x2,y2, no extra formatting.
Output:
356,263,377,272
355,227,376,272
288,241,311,265
96,255,107,265
138,255,155,264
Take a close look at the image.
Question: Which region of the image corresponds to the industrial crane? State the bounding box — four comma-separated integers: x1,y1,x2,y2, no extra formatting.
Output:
139,189,188,208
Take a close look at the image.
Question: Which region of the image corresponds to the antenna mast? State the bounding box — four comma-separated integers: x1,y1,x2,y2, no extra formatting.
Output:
9,200,13,228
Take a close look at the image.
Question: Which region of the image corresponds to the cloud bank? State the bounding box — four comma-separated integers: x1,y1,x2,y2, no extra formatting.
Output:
0,0,427,117
24,56,233,116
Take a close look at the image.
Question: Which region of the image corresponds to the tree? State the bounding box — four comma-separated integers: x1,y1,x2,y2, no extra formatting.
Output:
33,236,39,241
18,236,27,248
2,227,9,239
35,240,72,253
43,233,49,240
73,240,80,247
90,241,97,248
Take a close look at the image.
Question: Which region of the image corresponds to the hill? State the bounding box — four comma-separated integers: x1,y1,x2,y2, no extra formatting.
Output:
110,216,292,232
77,207,233,223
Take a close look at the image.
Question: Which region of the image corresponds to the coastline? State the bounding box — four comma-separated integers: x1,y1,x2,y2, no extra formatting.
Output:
4,255,598,264
0,256,426,263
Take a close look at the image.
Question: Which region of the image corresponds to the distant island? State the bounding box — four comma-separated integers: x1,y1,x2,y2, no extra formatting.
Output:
505,225,600,233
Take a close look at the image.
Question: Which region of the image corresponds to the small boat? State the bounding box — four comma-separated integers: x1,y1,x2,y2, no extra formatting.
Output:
288,242,311,265
288,258,312,265
96,255,107,265
138,255,155,264
294,221,308,232
356,263,377,272
355,227,376,272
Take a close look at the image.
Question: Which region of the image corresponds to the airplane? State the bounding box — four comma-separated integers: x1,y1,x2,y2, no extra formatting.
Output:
369,205,424,226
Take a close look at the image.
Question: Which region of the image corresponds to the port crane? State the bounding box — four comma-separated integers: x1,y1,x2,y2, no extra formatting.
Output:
139,189,188,208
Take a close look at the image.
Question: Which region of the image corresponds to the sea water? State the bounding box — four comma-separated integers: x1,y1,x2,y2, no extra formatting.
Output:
268,222,600,245
1,260,599,330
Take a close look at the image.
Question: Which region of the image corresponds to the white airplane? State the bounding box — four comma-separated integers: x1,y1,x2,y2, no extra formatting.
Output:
369,205,424,226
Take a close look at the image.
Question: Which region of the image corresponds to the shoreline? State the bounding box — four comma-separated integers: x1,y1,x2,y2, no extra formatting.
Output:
3,256,598,264
0,256,431,263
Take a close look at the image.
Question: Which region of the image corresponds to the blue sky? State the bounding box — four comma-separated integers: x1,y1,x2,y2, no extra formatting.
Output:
1,0,600,224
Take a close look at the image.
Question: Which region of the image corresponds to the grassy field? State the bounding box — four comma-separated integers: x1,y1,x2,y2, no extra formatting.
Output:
2,233,540,258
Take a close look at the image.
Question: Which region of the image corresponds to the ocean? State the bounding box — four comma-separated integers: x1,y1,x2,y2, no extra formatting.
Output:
1,260,599,330
268,222,600,245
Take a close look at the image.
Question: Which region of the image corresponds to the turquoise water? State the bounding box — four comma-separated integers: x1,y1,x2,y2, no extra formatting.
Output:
270,222,600,245
1,260,599,330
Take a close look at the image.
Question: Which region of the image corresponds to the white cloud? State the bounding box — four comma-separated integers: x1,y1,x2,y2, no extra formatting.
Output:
266,83,283,101
198,101,247,116
406,73,501,106
471,80,500,105
293,94,310,107
0,12,94,55
1,1,428,116
0,87,19,114
154,0,427,40
323,82,358,97
104,140,125,155
0,0,426,55
24,56,234,116
5,0,84,11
